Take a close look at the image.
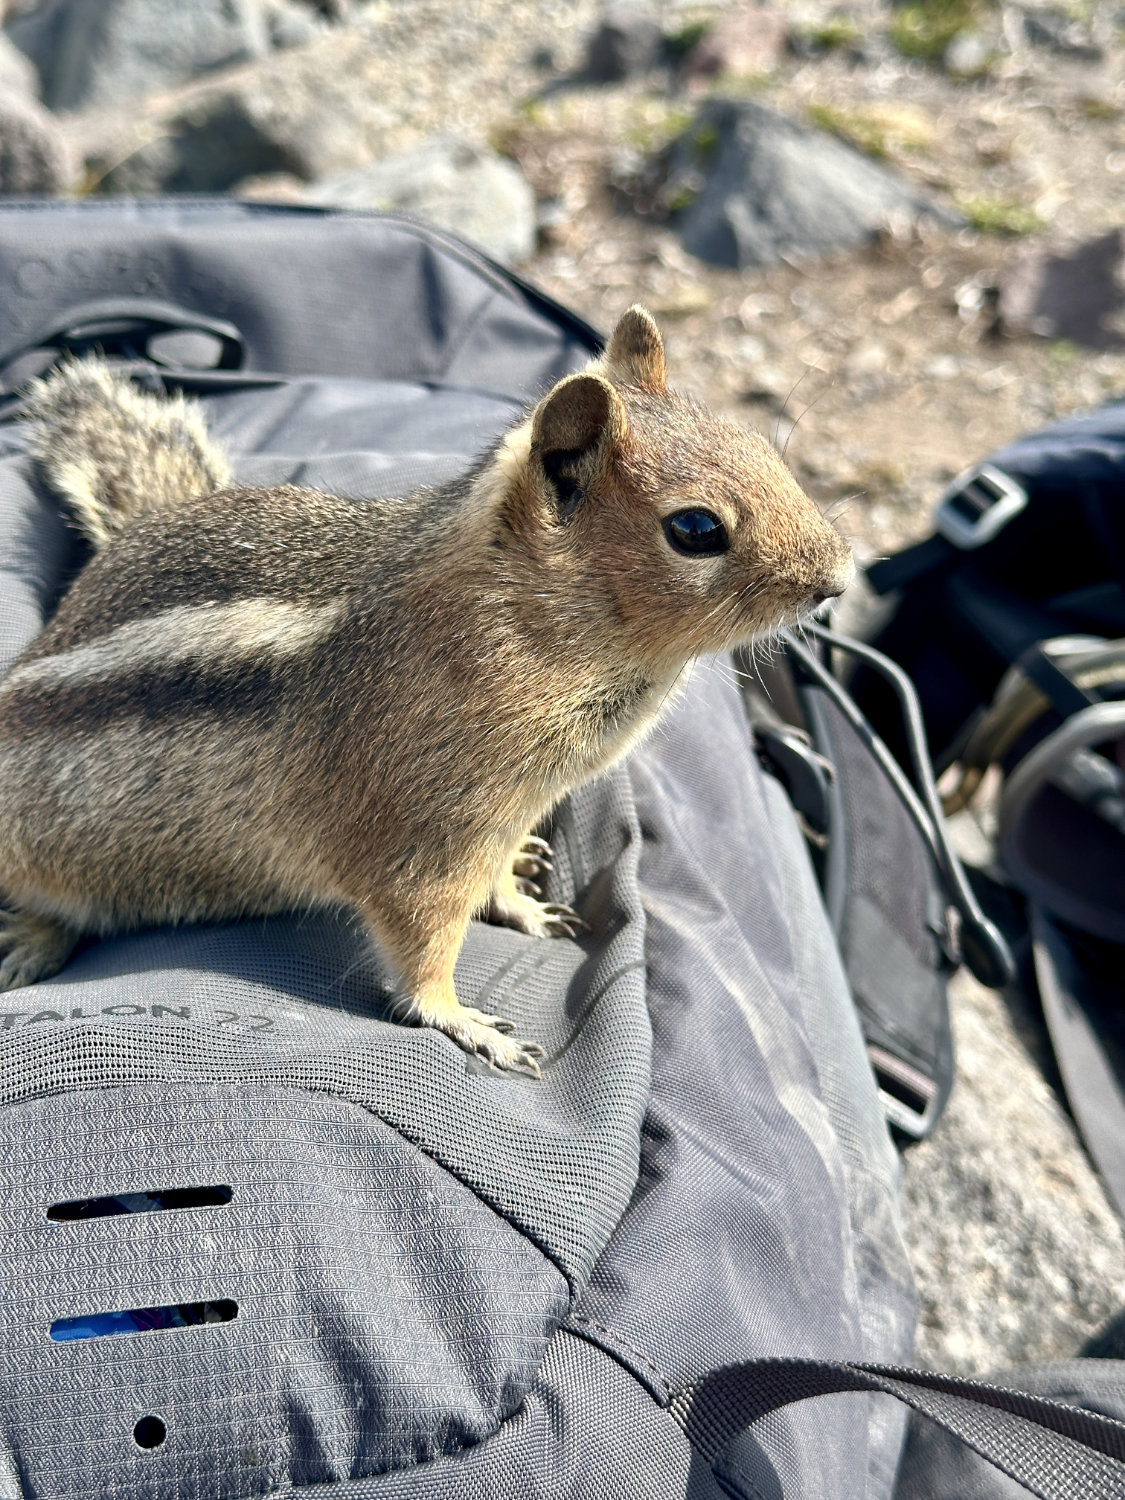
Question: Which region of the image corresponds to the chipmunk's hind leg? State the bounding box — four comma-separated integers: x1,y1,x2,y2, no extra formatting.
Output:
486,835,587,938
0,907,77,990
406,983,546,1078
362,894,546,1077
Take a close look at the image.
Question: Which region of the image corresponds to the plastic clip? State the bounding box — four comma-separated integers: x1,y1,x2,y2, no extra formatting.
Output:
935,463,1027,550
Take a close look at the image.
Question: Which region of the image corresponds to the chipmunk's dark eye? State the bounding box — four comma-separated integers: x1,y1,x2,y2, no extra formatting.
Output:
663,509,728,556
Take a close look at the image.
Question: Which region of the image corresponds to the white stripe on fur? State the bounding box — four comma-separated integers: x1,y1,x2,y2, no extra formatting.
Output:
5,598,343,691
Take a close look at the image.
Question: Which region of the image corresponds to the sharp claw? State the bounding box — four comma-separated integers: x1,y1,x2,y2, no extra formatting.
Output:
541,903,589,933
515,877,542,898
522,836,553,857
472,1024,545,1077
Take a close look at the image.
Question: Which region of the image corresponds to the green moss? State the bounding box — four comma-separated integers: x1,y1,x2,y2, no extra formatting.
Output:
888,0,981,60
1077,94,1121,121
955,193,1042,235
807,103,888,157
489,97,548,158
623,102,693,150
665,183,701,212
794,19,861,51
807,101,935,158
689,121,720,161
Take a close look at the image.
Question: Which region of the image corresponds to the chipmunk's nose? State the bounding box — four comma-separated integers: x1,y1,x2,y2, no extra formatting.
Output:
809,551,856,608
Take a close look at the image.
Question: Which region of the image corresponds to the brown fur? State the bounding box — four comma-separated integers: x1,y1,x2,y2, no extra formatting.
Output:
25,357,231,547
0,308,852,1074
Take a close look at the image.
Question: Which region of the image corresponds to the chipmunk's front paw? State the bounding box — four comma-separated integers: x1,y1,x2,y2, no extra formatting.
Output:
487,879,588,941
488,889,588,938
485,836,588,939
0,909,76,990
511,836,553,881
443,1005,546,1078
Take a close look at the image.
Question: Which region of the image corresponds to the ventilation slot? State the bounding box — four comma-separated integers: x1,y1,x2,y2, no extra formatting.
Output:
47,1184,233,1221
50,1299,238,1342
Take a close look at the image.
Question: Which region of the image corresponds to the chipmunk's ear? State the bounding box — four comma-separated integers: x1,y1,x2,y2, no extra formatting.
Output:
602,305,667,392
530,372,629,517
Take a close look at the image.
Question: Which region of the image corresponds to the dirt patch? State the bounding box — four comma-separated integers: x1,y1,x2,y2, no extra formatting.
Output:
501,12,1125,563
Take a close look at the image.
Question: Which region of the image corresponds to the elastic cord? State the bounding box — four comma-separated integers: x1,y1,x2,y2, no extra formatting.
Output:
783,623,1015,990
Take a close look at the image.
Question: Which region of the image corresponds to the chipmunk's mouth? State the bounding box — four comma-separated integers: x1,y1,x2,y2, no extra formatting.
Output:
792,549,856,619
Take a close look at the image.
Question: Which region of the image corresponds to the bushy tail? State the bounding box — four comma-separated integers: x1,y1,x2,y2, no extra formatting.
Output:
25,357,232,550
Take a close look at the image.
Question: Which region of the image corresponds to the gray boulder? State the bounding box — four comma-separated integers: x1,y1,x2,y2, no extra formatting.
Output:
306,136,537,267
583,0,664,82
6,0,270,113
263,0,322,50
669,98,959,268
998,230,1125,349
94,65,372,195
0,94,72,195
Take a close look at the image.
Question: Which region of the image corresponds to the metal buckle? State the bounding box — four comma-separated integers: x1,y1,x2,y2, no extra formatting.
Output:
935,463,1028,550
753,725,835,844
867,1043,940,1139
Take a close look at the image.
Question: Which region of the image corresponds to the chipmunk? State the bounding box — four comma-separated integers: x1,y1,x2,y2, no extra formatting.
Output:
0,307,852,1075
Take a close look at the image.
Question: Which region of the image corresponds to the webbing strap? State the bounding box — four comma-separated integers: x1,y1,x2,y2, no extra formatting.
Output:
867,533,955,594
668,1357,1125,1499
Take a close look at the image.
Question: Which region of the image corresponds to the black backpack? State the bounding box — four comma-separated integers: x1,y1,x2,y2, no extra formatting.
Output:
853,416,1125,1224
0,199,1120,1500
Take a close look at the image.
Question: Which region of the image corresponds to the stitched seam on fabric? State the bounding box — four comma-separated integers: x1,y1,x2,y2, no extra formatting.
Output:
352,1093,579,1292
8,1077,571,1493
9,1072,581,1292
233,1076,583,1297
715,1449,783,1500
438,284,502,381
160,1327,668,1495
562,1316,673,1404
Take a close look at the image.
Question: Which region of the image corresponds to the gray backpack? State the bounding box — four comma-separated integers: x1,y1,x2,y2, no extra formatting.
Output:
0,201,1120,1500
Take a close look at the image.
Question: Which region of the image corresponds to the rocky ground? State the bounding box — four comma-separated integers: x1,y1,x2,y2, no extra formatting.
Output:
5,0,1125,1377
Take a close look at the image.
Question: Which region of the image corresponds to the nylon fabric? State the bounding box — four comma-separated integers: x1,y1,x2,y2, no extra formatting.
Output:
0,1084,568,1495
668,1359,1125,1499
202,1331,730,1499
573,660,914,1500
202,378,525,500
0,201,595,397
809,689,952,1106
895,1358,1125,1499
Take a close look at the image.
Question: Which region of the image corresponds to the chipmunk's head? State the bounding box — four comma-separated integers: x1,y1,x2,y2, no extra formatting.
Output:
495,306,853,667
